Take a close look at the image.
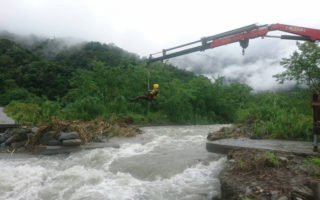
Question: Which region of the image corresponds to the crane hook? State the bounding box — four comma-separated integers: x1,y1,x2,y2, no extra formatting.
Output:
239,39,249,56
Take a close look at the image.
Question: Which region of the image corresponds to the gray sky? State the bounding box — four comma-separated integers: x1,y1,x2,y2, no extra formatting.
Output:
1,0,320,91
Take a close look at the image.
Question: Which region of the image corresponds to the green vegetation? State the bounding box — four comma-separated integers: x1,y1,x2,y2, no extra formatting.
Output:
305,156,320,175
236,90,313,140
0,35,318,141
235,157,245,169
263,151,280,167
274,41,320,93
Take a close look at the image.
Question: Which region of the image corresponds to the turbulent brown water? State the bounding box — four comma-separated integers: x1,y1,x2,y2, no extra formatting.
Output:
0,125,228,200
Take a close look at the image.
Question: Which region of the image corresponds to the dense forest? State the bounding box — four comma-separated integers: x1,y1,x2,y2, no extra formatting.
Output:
0,33,318,141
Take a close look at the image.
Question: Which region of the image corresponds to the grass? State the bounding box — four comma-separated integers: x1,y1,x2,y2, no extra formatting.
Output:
264,151,280,167
305,156,320,175
235,157,245,169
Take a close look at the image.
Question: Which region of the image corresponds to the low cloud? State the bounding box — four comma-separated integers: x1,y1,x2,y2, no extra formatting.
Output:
169,39,298,91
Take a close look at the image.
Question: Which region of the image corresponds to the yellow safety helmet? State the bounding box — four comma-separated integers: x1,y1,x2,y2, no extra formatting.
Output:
153,84,159,89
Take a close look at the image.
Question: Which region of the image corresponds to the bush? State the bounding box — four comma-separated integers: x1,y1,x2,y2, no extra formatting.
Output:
0,87,41,106
41,100,60,121
236,91,313,140
4,101,41,125
61,96,105,121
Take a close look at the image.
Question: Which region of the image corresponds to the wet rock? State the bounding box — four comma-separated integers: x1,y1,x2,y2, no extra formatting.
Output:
113,124,120,129
219,170,247,199
308,181,320,200
16,147,26,152
279,156,288,162
0,129,11,143
15,132,28,141
42,131,55,145
12,128,31,135
97,136,107,143
250,135,262,139
1,129,29,146
292,186,314,200
62,139,81,146
207,132,226,141
3,135,15,146
31,127,39,134
11,141,26,149
270,190,280,200
277,196,288,200
47,139,62,146
58,132,78,141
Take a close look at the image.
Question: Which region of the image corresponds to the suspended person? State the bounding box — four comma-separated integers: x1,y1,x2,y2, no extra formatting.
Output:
129,84,160,102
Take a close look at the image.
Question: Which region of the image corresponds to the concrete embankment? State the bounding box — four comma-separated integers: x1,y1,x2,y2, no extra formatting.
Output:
206,126,320,200
206,137,317,156
0,107,15,124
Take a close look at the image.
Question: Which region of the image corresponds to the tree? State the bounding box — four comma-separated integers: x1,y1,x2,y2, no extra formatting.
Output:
274,42,320,93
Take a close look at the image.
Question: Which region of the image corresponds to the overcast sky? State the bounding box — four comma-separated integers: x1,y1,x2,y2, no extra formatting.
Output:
1,0,320,91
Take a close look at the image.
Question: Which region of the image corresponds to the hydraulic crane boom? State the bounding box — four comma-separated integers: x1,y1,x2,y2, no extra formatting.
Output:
147,23,320,64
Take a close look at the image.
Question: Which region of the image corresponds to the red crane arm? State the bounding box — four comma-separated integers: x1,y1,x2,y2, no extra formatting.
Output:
210,27,269,48
148,23,320,64
210,23,320,49
268,23,320,41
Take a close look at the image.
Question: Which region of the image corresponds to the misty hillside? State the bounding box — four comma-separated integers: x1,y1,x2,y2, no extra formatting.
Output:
1,33,242,124
0,33,314,140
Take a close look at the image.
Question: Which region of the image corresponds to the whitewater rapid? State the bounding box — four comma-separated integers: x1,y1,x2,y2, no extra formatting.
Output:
0,125,228,200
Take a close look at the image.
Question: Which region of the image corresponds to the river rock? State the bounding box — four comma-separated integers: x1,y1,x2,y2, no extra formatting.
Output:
47,139,62,146
59,132,78,141
219,169,247,199
2,129,29,146
3,135,18,146
16,147,26,152
308,181,320,200
207,132,226,141
292,186,314,200
62,139,81,146
11,141,26,149
14,132,28,142
270,190,280,200
31,127,39,134
42,131,55,145
277,197,288,200
12,128,31,135
250,135,262,139
97,136,107,143
0,129,11,143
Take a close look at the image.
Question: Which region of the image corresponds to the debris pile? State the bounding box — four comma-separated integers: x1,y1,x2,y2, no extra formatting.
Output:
0,116,141,153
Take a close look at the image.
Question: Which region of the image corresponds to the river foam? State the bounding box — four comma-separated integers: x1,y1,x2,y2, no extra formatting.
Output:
0,125,228,200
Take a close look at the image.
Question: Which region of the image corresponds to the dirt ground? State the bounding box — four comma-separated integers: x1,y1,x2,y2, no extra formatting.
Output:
209,126,320,200
220,149,320,200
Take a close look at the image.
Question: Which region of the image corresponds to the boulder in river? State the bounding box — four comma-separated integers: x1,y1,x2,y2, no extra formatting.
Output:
0,129,11,143
11,128,31,135
59,132,78,141
47,139,62,146
1,128,29,146
31,127,39,134
42,131,56,145
11,141,27,149
62,139,81,146
3,135,15,146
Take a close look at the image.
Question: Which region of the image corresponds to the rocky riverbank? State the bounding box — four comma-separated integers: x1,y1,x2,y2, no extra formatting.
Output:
208,126,320,200
0,117,141,154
